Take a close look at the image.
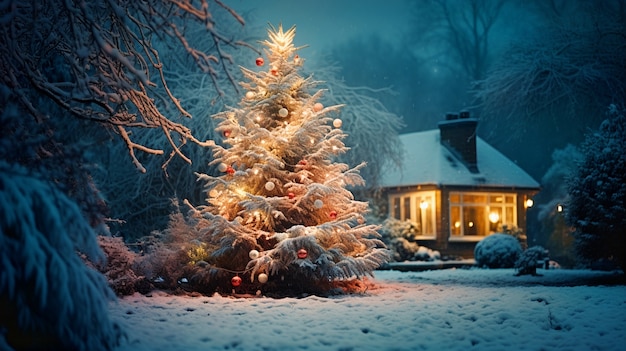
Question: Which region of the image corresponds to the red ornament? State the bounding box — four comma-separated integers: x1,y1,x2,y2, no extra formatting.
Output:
255,57,264,66
231,276,242,287
223,130,231,138
288,192,295,199
226,166,235,175
298,159,308,166
270,68,278,76
329,210,337,219
297,248,308,259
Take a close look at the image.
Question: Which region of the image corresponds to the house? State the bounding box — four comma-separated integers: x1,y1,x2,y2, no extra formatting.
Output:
380,112,540,258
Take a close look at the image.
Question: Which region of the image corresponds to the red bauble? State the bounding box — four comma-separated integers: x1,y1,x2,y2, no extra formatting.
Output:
223,130,231,138
298,159,308,166
288,192,295,199
329,210,337,219
226,166,235,175
297,248,308,259
255,57,264,66
231,276,242,287
270,68,278,76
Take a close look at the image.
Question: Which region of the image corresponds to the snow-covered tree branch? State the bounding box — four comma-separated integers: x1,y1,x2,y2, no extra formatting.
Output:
0,0,247,172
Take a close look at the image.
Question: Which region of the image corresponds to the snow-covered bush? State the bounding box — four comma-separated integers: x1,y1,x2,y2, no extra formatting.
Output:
0,162,122,350
381,218,440,261
474,234,522,268
95,236,151,296
515,246,548,276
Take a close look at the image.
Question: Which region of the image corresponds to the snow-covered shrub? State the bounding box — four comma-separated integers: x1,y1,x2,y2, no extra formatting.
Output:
95,236,151,296
0,162,122,350
474,234,522,268
515,246,548,276
381,218,440,261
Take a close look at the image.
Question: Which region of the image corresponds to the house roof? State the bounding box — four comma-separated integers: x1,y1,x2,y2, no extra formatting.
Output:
381,130,540,190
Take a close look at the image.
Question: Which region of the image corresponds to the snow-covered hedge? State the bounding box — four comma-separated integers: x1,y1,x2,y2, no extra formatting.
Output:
0,163,122,350
474,234,522,268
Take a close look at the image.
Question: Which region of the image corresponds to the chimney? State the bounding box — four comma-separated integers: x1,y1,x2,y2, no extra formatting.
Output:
438,111,479,173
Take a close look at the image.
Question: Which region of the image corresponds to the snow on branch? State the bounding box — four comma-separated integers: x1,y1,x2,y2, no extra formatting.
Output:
0,0,248,172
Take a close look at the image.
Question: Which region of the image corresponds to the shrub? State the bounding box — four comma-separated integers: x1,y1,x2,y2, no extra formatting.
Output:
474,234,522,268
515,246,548,276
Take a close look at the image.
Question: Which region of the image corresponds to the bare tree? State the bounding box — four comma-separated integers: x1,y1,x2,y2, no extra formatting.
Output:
408,0,507,82
474,0,626,135
0,0,251,172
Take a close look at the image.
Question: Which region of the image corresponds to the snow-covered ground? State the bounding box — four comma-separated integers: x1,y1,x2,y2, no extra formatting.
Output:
110,268,625,351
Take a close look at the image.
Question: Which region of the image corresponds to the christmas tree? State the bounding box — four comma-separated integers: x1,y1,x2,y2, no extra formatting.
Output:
187,24,389,296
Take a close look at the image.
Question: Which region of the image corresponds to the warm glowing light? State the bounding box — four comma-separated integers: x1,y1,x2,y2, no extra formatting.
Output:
525,199,534,208
468,221,474,228
310,138,315,144
454,221,461,228
420,201,429,210
253,168,259,175
489,212,500,223
557,204,563,212
255,115,262,122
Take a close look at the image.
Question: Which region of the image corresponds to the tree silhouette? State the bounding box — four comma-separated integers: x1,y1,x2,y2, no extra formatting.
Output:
567,105,626,272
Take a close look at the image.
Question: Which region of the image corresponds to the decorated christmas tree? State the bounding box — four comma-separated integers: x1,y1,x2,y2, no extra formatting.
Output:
187,24,389,295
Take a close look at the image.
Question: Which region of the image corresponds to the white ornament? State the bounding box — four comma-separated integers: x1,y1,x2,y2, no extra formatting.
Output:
278,107,289,118
333,118,343,128
314,199,324,209
258,273,268,284
217,163,227,172
265,181,275,191
245,91,255,99
313,102,323,112
249,249,259,260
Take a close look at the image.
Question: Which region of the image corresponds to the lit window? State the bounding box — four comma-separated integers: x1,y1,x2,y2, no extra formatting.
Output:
449,192,517,238
388,191,437,238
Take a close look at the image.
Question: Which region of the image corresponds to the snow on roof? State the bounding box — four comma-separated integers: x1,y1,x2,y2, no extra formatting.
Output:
381,129,540,189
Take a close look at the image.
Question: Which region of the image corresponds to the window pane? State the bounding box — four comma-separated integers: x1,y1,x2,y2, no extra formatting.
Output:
392,197,400,219
463,194,487,203
505,195,515,203
490,195,504,203
449,193,460,203
450,206,461,236
463,206,486,235
403,197,411,221
506,206,514,224
488,207,502,233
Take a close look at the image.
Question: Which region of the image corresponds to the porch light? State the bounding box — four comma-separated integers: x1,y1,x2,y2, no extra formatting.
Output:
525,198,534,208
489,212,500,223
557,204,563,212
420,200,429,210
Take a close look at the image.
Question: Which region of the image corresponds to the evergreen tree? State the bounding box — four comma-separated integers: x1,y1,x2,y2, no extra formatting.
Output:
187,25,389,295
567,105,626,272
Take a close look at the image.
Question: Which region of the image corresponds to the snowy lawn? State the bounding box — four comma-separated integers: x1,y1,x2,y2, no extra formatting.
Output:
110,268,626,351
